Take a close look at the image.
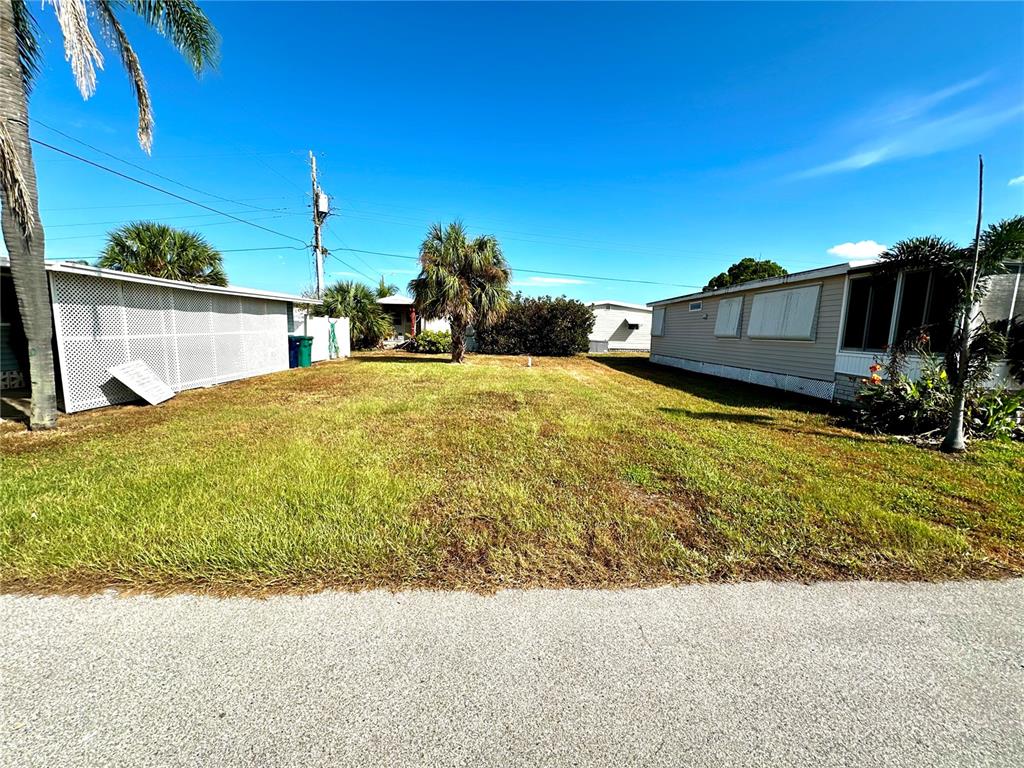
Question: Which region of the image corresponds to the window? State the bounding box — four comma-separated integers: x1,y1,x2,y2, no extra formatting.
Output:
747,284,821,340
842,275,897,351
894,270,955,351
688,301,703,312
713,296,743,337
625,321,640,330
652,307,666,336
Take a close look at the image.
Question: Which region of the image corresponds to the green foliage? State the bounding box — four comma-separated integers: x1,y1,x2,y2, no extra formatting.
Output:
474,294,595,356
115,0,221,73
704,258,787,291
409,330,452,354
315,280,392,350
375,276,399,299
852,338,1023,441
409,222,512,361
98,221,227,285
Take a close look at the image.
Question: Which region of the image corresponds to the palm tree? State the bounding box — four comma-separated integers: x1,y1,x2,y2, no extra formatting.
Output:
375,275,398,299
98,221,227,285
409,222,512,363
315,279,392,350
0,0,218,429
879,214,1024,452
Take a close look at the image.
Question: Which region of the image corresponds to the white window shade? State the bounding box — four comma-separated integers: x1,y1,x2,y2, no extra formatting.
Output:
747,284,821,340
652,307,666,336
714,296,743,337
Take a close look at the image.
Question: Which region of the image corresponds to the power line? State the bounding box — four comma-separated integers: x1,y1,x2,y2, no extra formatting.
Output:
45,207,304,230
41,196,292,213
326,251,376,283
32,120,293,215
44,244,308,261
46,213,292,241
31,138,309,246
332,247,702,289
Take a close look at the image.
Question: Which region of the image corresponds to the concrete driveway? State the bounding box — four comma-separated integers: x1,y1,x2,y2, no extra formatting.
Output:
2,580,1022,767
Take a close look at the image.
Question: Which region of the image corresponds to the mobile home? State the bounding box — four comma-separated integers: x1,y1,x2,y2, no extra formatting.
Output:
587,300,652,353
648,261,1022,401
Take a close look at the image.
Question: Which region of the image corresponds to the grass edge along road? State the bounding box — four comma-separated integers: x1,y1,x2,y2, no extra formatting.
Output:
2,353,1021,594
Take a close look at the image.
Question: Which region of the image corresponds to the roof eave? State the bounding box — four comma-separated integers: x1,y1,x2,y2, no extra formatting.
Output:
647,260,878,307
41,261,321,304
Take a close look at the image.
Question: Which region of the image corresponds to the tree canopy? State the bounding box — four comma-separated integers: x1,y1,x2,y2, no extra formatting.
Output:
98,221,227,285
704,258,787,291
409,221,512,363
314,279,392,350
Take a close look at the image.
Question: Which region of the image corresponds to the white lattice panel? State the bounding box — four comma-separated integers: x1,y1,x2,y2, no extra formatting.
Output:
50,272,291,412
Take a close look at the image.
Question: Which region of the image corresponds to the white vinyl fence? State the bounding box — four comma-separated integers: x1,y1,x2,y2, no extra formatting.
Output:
289,313,351,362
50,270,291,413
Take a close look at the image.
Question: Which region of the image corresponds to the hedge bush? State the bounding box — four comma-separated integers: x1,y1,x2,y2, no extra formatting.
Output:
409,330,452,354
474,294,594,356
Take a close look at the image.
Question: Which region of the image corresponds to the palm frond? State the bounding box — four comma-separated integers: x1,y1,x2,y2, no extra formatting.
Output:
11,0,42,93
45,0,104,98
979,215,1024,268
0,120,35,242
95,2,154,152
98,221,226,285
879,236,963,271
118,0,220,73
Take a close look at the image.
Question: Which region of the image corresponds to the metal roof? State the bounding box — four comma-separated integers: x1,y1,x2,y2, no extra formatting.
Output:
588,300,653,312
32,260,321,304
377,294,415,305
647,259,880,307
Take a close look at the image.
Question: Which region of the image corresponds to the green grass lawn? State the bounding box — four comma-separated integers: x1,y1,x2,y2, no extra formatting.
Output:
2,352,1022,593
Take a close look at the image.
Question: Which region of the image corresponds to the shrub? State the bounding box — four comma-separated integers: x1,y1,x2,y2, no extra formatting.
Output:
852,336,1023,441
474,294,594,356
409,330,452,354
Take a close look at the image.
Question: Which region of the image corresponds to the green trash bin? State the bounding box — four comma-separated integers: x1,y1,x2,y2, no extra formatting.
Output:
295,335,313,368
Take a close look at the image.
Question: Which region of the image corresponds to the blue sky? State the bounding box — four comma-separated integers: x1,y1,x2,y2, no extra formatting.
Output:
22,1,1024,304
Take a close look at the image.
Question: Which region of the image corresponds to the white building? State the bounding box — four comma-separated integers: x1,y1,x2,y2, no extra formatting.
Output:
377,294,450,346
1,258,325,414
587,300,653,353
648,260,1023,401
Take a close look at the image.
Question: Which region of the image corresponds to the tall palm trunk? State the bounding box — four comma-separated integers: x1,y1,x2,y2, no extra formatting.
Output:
941,156,984,454
451,316,467,363
0,0,57,429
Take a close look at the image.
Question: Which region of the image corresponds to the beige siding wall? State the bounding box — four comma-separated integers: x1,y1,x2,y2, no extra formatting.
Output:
650,274,846,382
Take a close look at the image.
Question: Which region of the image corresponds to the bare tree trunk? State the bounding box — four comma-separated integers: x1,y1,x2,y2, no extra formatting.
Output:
0,0,57,429
941,155,984,454
450,317,467,363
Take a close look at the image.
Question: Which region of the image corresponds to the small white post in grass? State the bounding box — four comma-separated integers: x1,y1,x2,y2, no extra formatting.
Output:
527,355,532,367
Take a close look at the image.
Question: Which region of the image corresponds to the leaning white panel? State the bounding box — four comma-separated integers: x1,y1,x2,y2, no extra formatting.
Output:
49,271,294,413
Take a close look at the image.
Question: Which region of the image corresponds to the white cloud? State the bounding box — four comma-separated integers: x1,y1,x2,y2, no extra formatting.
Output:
1009,175,1024,186
827,240,888,259
790,74,1023,180
511,276,587,286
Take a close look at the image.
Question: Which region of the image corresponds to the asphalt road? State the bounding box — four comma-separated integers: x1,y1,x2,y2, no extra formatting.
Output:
2,580,1022,767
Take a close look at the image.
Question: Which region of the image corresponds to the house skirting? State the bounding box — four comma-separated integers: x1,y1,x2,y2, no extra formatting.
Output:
650,354,837,401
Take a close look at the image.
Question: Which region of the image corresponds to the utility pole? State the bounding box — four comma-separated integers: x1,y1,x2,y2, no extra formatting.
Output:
310,151,327,298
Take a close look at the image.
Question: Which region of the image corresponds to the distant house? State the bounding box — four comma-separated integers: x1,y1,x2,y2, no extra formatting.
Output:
648,260,1023,401
1,257,322,413
587,300,652,353
377,294,449,345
